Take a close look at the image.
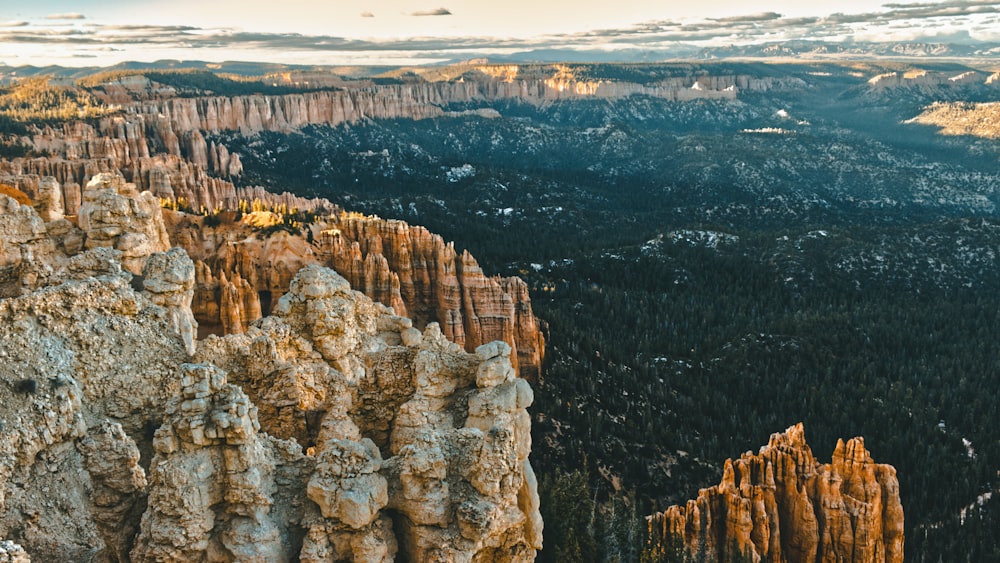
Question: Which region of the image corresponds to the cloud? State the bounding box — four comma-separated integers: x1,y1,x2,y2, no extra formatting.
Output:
3,1,999,65
708,12,783,24
45,13,86,20
410,8,451,16
0,21,29,27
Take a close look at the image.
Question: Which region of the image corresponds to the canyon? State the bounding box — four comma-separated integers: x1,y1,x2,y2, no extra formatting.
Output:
2,61,969,561
0,175,541,561
0,65,810,384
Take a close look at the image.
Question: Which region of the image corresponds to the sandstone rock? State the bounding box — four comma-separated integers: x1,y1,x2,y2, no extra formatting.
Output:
0,195,53,297
34,177,64,223
76,421,148,563
0,541,29,563
78,173,170,274
197,265,541,561
142,247,198,355
0,258,188,560
5,162,544,383
401,326,423,346
647,423,903,563
324,215,544,378
0,239,539,562
307,438,388,529
131,363,289,563
0,82,550,559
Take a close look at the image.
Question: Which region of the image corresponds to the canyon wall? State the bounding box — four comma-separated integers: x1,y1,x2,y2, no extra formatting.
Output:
1,67,804,216
167,210,545,382
646,423,903,563
0,187,541,561
129,72,803,137
0,70,576,377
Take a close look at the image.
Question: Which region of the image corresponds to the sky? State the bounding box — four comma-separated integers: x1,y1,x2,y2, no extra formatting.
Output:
1,0,999,67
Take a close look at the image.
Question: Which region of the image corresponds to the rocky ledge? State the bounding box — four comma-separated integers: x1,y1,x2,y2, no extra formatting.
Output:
0,179,541,561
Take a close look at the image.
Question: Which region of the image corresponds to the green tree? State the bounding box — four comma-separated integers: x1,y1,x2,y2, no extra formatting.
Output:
538,469,599,563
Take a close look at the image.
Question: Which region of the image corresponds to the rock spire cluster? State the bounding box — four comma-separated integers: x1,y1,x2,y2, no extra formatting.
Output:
0,177,542,561
646,423,904,563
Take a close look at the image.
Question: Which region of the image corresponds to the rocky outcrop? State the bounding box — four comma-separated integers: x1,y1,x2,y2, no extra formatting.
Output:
0,195,52,297
121,67,803,139
0,195,541,561
192,264,541,561
77,421,148,563
866,69,992,89
78,173,171,274
0,541,30,563
325,215,544,381
167,211,545,382
646,423,903,563
141,247,198,354
0,169,544,381
0,247,187,561
906,101,1000,139
130,363,290,563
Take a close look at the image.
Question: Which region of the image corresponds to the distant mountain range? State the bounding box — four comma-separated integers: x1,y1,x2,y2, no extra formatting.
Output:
0,40,998,81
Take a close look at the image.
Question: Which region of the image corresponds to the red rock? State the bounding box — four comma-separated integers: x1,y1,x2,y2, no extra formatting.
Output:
647,423,903,563
164,211,545,380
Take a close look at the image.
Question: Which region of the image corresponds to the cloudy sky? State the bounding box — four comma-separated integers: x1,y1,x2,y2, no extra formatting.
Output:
1,0,999,66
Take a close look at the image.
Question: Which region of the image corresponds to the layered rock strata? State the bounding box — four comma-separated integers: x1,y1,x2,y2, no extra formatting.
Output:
646,423,903,563
0,195,542,561
0,168,544,380
168,211,544,382
0,172,174,299
2,67,803,217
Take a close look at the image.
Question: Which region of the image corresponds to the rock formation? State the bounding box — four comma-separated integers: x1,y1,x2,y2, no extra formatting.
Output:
0,192,541,561
0,247,187,561
141,247,198,354
0,541,30,563
646,423,903,563
907,101,1000,140
77,173,171,274
2,65,806,218
166,211,545,382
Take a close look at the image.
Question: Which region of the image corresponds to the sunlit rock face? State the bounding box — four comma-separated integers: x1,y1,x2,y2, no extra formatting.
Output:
0,196,541,561
647,423,903,563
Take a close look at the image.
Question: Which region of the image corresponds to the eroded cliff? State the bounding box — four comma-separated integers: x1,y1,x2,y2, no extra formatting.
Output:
646,423,903,563
0,188,542,561
167,210,545,382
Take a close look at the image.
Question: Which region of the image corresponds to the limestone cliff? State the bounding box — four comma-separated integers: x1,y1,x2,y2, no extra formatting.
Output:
0,196,541,561
646,423,903,563
0,167,545,380
167,211,545,382
2,67,801,216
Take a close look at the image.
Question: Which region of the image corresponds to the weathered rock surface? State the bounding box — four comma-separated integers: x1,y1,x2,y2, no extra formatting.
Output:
0,202,540,562
194,264,542,561
646,423,903,563
130,363,291,563
0,195,52,297
141,247,198,354
168,211,546,382
0,248,186,561
77,173,171,274
0,541,30,563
